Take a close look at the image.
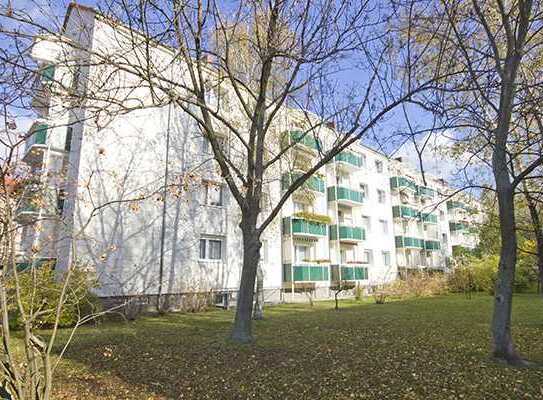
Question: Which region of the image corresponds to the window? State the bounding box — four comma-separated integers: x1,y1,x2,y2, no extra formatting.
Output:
199,237,223,260
361,216,371,232
57,189,66,214
440,210,445,220
65,127,73,152
360,153,367,167
377,189,386,204
201,136,210,154
337,173,349,186
294,202,308,213
340,249,348,264
362,250,373,265
295,245,311,263
205,183,223,206
375,160,384,173
379,219,388,234
261,240,269,263
442,233,448,244
359,183,368,199
382,251,391,266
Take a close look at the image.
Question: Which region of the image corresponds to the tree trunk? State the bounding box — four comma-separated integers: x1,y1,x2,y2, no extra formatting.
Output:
491,146,524,365
253,263,264,320
523,191,543,297
231,221,261,343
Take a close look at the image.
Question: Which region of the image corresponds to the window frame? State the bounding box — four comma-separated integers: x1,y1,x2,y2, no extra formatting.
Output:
199,237,224,261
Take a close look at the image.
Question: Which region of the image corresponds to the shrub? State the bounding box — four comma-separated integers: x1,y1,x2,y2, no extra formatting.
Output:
372,273,448,304
6,263,101,329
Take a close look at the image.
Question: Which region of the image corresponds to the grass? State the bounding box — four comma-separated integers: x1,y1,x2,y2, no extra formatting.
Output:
41,294,543,399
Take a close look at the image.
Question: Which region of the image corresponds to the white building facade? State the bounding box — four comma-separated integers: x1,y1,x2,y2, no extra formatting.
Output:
16,4,480,303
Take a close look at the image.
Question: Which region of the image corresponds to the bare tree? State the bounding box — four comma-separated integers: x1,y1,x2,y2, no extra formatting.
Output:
393,0,543,365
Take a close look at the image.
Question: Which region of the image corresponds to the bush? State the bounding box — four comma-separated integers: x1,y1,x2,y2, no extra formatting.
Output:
372,273,448,304
6,263,101,329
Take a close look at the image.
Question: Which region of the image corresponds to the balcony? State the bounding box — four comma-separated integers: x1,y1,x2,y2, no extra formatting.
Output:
395,236,425,249
283,130,322,154
15,202,40,220
331,264,368,281
449,221,469,232
334,151,362,171
281,172,325,193
22,123,49,164
329,225,365,242
418,186,435,198
31,65,55,115
447,200,467,211
390,176,417,192
282,216,328,237
283,264,329,282
392,205,419,219
327,186,364,206
424,240,441,251
421,212,438,224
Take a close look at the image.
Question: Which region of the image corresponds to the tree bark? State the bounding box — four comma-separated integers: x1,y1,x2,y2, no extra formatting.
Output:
253,263,264,320
231,218,261,343
523,192,543,296
491,139,524,365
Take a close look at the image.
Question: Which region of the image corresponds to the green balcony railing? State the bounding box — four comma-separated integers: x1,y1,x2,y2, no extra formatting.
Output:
449,222,470,232
281,172,325,193
447,200,466,210
329,225,365,241
32,124,48,145
41,65,55,82
421,212,438,224
334,151,362,168
424,240,441,251
390,176,417,192
395,236,425,249
331,265,368,281
418,186,435,198
392,205,419,219
283,264,329,282
327,186,364,204
286,130,322,152
282,217,327,236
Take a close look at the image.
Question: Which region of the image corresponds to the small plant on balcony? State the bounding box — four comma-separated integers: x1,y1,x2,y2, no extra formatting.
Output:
293,211,331,225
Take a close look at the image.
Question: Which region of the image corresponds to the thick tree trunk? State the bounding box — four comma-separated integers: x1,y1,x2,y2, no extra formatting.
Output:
491,145,524,365
231,221,261,343
253,263,264,320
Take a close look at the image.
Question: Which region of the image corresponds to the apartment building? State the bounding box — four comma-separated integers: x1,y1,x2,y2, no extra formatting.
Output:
15,3,480,303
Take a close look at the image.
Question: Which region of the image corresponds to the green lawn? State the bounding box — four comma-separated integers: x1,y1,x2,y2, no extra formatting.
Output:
49,294,543,399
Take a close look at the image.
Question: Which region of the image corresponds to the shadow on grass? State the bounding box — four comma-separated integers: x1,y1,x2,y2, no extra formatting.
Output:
51,294,543,400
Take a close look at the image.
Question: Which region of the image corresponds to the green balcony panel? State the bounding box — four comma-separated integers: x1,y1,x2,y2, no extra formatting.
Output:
282,217,327,236
330,225,365,241
327,186,364,204
395,236,425,249
32,124,48,145
421,212,438,224
332,265,368,281
334,151,362,167
288,130,321,151
447,200,466,210
424,240,441,251
41,65,55,82
449,222,469,232
283,264,329,282
390,176,417,192
281,172,325,193
418,186,435,198
392,205,419,219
